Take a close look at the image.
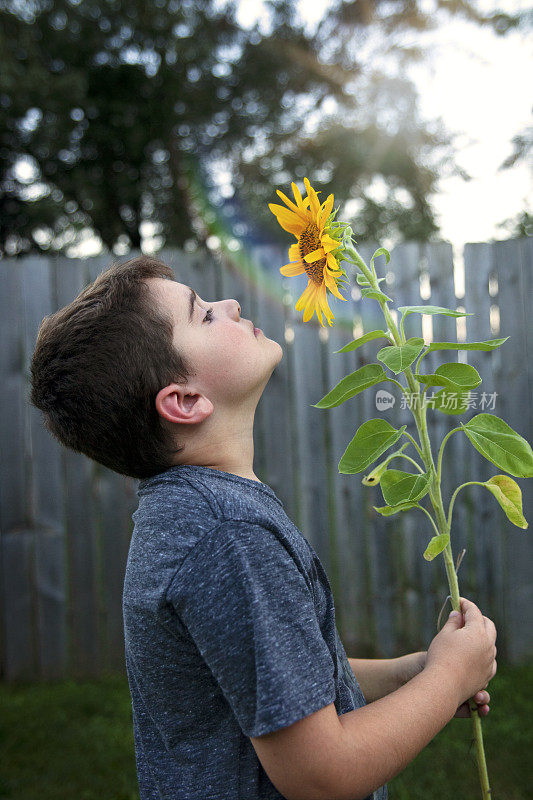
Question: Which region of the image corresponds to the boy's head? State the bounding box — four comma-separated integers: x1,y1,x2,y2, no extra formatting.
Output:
30,255,283,480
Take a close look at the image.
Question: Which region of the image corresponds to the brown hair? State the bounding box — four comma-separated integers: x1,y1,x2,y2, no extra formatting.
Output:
30,255,196,479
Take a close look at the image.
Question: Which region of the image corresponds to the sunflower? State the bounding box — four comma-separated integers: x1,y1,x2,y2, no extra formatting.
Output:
269,177,348,328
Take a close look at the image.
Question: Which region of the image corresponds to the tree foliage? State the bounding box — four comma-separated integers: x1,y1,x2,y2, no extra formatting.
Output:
0,0,525,256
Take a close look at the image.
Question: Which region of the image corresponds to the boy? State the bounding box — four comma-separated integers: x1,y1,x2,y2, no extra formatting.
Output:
30,255,497,800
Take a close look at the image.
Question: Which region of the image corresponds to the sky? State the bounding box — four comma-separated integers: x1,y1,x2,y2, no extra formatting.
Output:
406,1,532,250
236,0,532,253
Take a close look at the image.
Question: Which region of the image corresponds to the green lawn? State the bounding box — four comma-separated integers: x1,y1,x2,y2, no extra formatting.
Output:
1,662,531,799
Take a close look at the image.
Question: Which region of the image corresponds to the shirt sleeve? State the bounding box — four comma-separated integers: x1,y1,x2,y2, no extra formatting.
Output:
165,519,337,738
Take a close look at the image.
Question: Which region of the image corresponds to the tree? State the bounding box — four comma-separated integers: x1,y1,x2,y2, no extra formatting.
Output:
0,0,525,256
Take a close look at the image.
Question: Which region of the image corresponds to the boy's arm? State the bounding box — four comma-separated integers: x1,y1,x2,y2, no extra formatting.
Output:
348,651,426,702
250,660,460,800
251,602,496,799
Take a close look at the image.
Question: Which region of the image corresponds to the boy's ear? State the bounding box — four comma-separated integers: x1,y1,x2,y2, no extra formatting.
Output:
155,384,214,425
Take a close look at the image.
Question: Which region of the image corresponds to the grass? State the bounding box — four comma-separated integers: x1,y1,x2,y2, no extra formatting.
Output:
0,662,531,799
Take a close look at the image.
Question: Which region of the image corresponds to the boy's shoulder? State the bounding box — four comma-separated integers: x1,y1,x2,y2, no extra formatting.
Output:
135,464,290,543
128,464,316,603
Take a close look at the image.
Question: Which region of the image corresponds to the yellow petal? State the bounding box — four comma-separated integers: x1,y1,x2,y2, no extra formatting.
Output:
326,252,341,271
324,270,348,301
280,261,306,277
295,281,315,311
321,238,341,254
276,189,309,221
291,181,304,207
268,203,304,227
317,283,335,326
270,214,305,236
319,194,334,229
303,248,325,264
303,177,321,217
289,243,300,260
303,291,317,322
321,233,340,249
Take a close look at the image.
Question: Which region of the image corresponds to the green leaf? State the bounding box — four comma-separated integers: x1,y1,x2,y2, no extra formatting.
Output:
333,329,389,354
423,534,450,561
417,337,510,369
311,364,387,409
361,288,393,302
339,419,407,474
370,247,390,273
398,305,473,319
426,337,509,353
373,502,420,516
377,337,425,374
380,469,432,506
356,273,386,286
415,362,482,391
482,475,528,529
462,414,533,478
429,388,470,416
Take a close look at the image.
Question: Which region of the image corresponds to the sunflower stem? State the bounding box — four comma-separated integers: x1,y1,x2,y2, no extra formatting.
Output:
346,241,492,800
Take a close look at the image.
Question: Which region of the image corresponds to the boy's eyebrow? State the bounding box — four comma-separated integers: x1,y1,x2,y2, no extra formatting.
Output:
187,287,197,325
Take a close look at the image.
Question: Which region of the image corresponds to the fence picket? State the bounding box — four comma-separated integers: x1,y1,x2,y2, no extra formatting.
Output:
424,243,466,626
356,242,396,658
0,257,35,679
327,262,372,654
493,237,533,662
20,257,68,679
462,243,502,640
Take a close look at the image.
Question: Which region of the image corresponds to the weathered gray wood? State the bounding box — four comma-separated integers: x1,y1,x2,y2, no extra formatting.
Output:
21,256,67,679
327,257,372,655
462,242,502,639
93,465,131,673
493,236,533,663
247,245,297,517
85,252,116,283
62,450,102,676
54,256,102,676
0,261,30,680
424,242,468,628
354,241,397,657
0,261,26,533
385,242,438,652
290,273,332,574
1,530,37,680
345,244,385,656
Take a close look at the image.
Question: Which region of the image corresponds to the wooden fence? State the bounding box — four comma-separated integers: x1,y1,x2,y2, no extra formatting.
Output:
1,237,532,682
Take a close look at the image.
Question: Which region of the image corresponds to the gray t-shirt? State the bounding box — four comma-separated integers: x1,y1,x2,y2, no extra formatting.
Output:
123,464,388,800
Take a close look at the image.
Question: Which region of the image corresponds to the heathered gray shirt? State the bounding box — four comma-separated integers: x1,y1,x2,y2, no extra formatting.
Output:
123,464,388,800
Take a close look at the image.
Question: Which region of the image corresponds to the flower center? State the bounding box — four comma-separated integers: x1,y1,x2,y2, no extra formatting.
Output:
299,223,326,285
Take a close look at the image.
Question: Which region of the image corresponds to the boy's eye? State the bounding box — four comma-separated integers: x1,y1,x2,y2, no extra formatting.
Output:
203,307,214,323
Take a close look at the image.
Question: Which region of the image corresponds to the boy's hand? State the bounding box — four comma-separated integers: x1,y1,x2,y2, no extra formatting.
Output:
455,690,490,718
397,650,491,718
426,597,497,708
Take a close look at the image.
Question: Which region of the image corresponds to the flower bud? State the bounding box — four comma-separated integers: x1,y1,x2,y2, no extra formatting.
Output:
362,460,390,486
